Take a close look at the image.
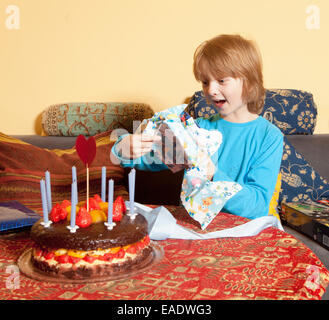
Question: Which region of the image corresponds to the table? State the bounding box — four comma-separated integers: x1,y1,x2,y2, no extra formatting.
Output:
1,205,329,300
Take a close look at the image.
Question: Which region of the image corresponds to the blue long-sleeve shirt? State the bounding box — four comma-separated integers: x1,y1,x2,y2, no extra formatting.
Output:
111,115,283,219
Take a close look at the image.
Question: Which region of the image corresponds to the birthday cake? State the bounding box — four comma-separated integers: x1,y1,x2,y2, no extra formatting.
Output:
30,195,152,280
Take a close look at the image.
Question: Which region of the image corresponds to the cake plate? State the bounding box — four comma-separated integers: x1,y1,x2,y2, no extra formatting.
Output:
18,242,164,284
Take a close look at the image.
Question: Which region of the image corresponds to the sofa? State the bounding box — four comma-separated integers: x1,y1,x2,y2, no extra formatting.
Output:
1,93,329,299
12,89,329,207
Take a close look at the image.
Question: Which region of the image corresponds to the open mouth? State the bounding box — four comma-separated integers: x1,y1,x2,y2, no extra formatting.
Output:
212,99,226,108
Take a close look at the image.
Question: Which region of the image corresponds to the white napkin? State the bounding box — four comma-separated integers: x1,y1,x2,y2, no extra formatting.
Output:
128,202,283,241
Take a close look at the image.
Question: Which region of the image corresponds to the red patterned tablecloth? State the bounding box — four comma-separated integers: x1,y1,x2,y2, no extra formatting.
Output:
1,206,329,300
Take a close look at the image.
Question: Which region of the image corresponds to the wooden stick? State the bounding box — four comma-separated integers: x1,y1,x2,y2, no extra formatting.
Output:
86,164,89,212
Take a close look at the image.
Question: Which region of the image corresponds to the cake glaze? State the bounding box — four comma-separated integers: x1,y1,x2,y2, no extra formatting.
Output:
31,213,148,251
30,212,153,280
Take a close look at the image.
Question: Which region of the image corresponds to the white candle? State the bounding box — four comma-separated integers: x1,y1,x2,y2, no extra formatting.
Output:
70,182,77,229
101,166,106,202
107,179,114,224
72,166,77,183
72,166,78,204
67,181,78,233
128,169,136,217
105,179,115,230
45,171,52,213
40,179,51,227
74,181,77,206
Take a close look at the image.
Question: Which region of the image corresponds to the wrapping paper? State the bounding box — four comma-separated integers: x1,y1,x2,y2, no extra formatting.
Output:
131,201,283,240
143,105,220,173
153,122,190,173
142,104,242,229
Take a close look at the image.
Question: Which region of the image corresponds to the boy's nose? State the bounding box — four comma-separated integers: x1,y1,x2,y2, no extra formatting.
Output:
207,81,220,96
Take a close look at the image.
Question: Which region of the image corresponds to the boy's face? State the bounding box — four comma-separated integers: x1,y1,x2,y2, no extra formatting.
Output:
201,73,253,122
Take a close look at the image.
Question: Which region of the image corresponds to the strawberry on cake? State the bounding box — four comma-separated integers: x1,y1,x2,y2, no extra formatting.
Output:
30,195,152,280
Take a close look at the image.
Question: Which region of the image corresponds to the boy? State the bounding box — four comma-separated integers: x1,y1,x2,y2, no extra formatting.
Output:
111,34,283,219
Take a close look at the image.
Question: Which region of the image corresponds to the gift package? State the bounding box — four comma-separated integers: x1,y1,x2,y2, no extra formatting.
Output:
140,104,242,229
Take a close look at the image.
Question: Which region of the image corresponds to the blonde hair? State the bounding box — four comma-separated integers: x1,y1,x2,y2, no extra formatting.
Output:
193,34,265,114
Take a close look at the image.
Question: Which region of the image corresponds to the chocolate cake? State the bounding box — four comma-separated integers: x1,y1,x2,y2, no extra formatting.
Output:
30,210,152,280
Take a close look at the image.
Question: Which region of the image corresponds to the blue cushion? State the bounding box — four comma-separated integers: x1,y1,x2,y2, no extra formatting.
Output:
262,89,317,135
281,137,329,203
186,89,318,135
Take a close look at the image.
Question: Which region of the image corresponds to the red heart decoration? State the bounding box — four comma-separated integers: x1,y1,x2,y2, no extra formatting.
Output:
75,135,97,166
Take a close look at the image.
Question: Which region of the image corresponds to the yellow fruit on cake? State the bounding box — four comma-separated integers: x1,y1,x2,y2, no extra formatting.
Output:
99,202,108,213
78,200,86,207
110,247,120,254
67,249,87,258
54,249,67,256
66,206,80,221
89,210,107,223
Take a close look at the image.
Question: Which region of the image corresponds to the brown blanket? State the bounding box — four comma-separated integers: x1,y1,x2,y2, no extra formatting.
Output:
0,131,128,213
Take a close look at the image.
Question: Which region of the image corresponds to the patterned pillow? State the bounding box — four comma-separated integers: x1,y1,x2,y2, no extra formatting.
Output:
262,89,317,135
42,102,154,136
0,131,128,214
186,89,318,135
280,137,329,203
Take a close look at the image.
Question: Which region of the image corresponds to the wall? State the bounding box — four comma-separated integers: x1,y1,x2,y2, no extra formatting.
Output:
0,0,328,134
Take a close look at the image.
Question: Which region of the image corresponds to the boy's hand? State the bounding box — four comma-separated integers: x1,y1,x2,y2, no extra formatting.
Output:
117,134,161,159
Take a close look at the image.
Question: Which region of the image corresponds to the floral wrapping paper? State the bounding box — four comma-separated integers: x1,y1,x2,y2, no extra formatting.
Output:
143,105,242,229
